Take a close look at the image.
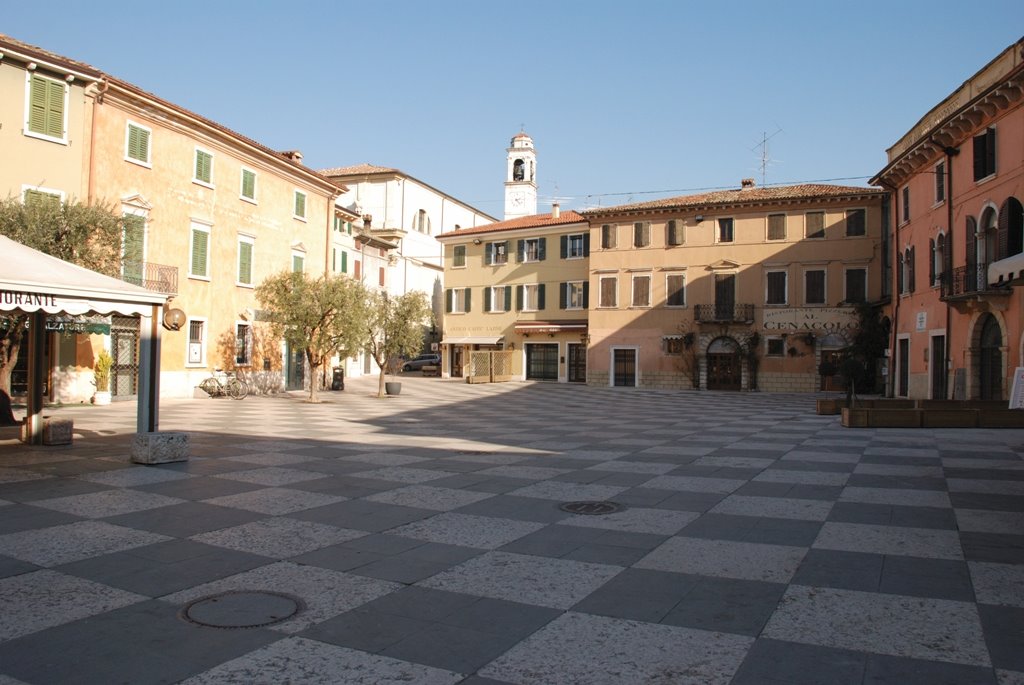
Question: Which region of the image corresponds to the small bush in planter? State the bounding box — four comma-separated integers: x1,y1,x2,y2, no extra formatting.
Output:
94,350,113,392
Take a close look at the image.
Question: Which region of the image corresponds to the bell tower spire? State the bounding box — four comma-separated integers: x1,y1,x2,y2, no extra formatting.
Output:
504,130,537,220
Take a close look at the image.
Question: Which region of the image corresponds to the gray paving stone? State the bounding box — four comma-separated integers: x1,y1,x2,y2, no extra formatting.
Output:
389,513,544,549
557,506,698,536
641,474,746,494
839,486,951,508
711,494,833,521
970,562,1024,607
213,466,331,486
957,509,1024,534
636,536,806,583
191,518,365,558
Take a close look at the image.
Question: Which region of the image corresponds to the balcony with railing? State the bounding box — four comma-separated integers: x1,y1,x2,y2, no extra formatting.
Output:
694,303,755,324
121,262,178,295
940,265,1009,302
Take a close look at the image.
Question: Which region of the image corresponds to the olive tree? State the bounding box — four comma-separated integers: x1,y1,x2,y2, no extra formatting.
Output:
0,196,123,395
256,271,370,403
365,290,432,398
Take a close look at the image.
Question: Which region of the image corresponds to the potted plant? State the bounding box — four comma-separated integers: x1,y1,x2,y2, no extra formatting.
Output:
93,349,113,405
365,291,433,398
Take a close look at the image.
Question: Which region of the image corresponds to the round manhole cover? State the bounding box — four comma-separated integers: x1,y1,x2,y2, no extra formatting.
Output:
181,591,303,629
559,501,625,515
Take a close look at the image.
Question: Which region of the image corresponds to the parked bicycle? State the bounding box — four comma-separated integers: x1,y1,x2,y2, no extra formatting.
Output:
198,369,249,400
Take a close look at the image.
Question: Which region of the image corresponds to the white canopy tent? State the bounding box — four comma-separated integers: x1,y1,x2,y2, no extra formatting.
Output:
0,235,168,443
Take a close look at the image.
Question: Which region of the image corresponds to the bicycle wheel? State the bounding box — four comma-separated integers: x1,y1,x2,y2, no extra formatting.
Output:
226,378,248,400
198,378,220,397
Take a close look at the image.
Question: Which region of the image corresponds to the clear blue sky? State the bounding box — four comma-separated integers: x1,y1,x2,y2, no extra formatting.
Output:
4,1,1022,217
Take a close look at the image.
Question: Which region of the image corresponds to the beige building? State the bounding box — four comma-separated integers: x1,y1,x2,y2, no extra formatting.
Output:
1,33,349,400
582,181,888,391
436,207,590,382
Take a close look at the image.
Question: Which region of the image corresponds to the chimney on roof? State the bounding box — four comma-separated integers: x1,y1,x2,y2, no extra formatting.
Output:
551,202,560,219
362,214,373,232
281,150,304,163
741,178,756,190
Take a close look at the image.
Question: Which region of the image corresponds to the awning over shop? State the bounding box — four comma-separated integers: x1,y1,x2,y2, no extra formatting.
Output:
440,336,504,345
988,252,1024,287
0,234,168,443
513,321,588,335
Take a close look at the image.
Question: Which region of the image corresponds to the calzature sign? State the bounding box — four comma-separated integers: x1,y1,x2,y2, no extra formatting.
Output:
762,307,857,333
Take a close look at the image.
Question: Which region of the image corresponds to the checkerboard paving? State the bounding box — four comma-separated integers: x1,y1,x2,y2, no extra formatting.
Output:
2,375,1024,684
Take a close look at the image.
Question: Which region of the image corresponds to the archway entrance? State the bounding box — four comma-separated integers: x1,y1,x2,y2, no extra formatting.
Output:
978,314,1002,400
706,337,741,390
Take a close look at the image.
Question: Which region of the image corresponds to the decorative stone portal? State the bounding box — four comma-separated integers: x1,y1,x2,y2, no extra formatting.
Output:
180,590,303,629
559,501,626,515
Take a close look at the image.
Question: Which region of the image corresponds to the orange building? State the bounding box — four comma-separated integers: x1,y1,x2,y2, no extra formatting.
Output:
872,38,1024,400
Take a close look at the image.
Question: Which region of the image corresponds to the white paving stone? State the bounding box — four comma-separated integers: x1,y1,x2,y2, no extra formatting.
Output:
813,522,963,560
636,536,806,583
421,551,621,609
763,585,991,666
348,466,454,484
969,562,1024,607
0,520,169,566
31,489,186,518
363,485,494,511
839,486,951,508
161,561,398,632
181,637,463,685
389,512,543,549
201,487,345,515
0,570,145,640
480,612,752,685
191,518,365,558
0,467,53,484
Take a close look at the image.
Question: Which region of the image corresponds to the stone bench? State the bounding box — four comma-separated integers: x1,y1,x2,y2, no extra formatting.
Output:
131,431,190,464
20,417,74,445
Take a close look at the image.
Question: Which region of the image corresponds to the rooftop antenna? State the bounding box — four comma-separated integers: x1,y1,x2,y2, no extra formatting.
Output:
751,127,783,186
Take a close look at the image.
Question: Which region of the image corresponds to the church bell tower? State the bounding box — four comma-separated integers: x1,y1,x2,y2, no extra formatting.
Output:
504,131,537,220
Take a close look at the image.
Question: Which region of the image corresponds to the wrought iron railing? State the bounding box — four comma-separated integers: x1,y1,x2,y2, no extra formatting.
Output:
694,303,755,323
121,262,178,295
940,265,1006,299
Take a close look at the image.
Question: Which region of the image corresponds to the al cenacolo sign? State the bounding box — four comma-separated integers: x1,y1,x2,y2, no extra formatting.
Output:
762,307,857,332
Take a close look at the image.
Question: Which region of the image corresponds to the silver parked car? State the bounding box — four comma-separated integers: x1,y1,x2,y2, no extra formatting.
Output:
402,354,441,372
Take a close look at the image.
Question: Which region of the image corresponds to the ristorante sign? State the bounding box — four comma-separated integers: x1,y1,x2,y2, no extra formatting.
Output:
0,290,57,308
762,307,857,332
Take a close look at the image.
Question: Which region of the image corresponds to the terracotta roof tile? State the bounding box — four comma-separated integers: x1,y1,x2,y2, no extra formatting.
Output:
583,184,886,216
0,33,342,194
319,163,400,177
438,211,586,240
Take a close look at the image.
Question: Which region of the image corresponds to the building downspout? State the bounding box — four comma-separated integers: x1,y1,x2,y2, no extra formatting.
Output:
86,79,109,202
879,179,899,397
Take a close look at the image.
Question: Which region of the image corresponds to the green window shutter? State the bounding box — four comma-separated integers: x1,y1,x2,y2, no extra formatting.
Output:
484,287,492,312
559,283,567,309
560,235,568,259
341,250,348,273
505,287,512,311
294,191,306,218
23,189,59,208
516,240,524,262
293,254,304,272
516,285,524,311
122,215,145,282
485,243,493,264
537,284,545,310
583,282,589,308
29,75,65,138
464,288,471,312
583,233,590,256
445,289,453,313
241,169,256,199
538,237,547,261
127,125,150,163
238,241,253,284
191,229,208,277
195,150,212,183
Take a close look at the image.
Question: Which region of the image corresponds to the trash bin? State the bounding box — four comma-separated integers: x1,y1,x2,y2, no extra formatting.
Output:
331,367,345,391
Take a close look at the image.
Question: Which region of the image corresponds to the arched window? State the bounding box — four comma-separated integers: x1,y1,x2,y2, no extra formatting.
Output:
513,159,525,182
1001,197,1024,258
416,209,428,233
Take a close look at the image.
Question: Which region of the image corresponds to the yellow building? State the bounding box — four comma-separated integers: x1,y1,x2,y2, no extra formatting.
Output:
0,33,349,400
436,207,590,382
582,181,888,391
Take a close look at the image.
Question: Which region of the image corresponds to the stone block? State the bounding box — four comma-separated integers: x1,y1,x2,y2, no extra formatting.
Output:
131,431,189,464
43,418,74,445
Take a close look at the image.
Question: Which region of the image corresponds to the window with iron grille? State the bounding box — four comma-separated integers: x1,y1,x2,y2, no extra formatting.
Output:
235,323,252,365
766,338,785,356
187,319,205,365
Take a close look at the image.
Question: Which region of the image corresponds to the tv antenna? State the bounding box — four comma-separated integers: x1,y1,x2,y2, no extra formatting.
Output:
751,127,783,186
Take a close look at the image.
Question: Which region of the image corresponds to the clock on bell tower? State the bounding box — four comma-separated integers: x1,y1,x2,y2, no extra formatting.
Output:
504,131,537,220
